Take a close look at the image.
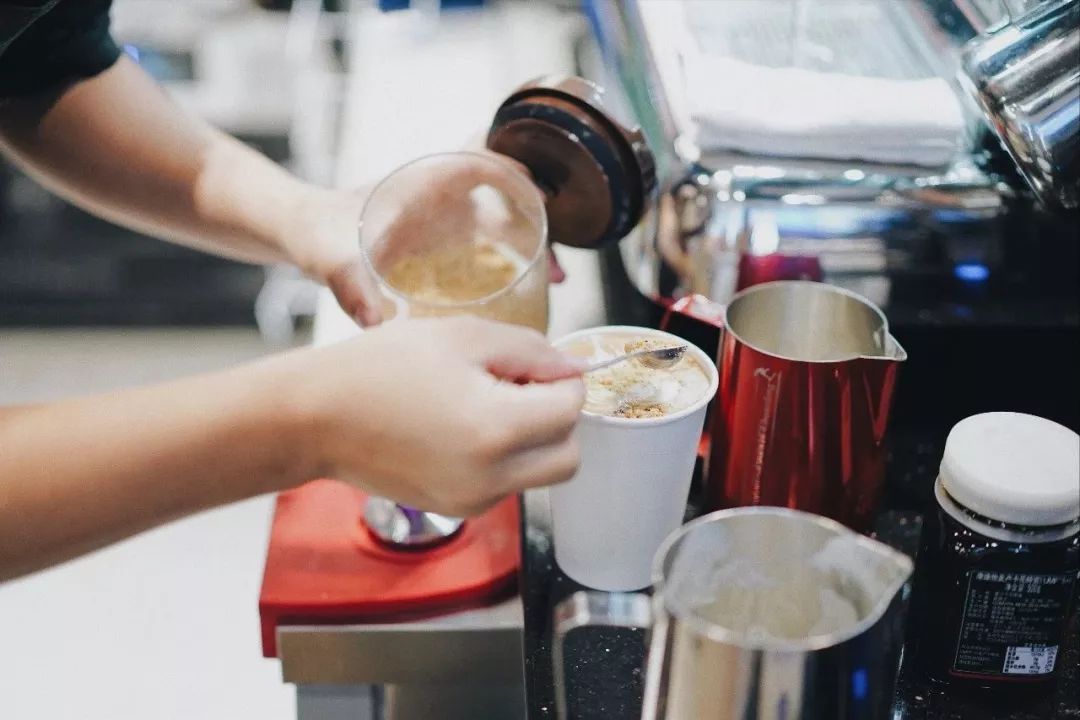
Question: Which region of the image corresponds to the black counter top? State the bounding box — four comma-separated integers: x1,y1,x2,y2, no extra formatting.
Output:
519,435,1080,719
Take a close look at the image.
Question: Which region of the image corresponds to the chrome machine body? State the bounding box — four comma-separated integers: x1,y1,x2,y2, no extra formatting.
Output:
580,0,1080,433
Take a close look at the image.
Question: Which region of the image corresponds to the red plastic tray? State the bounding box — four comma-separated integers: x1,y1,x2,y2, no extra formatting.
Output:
259,480,520,657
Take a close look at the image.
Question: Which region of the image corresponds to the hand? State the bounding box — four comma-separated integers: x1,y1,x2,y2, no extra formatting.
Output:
279,185,382,326
282,153,566,328
293,316,586,516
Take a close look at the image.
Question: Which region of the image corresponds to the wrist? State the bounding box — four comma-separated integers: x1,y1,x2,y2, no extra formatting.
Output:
235,349,332,494
275,185,364,284
265,347,343,487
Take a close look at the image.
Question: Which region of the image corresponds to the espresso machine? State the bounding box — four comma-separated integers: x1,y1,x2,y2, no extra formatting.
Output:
581,0,1079,438
516,5,1079,715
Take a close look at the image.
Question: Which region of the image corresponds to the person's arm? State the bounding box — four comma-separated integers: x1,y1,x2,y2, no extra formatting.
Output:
0,56,376,317
0,317,584,582
0,54,568,323
0,1,568,324
0,352,305,581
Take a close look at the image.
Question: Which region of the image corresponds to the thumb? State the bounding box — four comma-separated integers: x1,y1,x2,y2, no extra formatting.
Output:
326,257,383,327
463,321,587,383
488,351,588,384
548,247,566,284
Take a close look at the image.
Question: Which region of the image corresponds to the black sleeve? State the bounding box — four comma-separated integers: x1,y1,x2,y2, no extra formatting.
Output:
0,0,121,99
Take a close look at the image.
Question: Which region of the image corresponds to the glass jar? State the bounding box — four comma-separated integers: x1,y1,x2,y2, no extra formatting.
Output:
917,412,1080,694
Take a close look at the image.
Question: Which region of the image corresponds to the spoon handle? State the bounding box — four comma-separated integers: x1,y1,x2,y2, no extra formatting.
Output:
585,348,655,374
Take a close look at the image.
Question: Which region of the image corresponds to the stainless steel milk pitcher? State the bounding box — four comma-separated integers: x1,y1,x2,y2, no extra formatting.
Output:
553,507,914,719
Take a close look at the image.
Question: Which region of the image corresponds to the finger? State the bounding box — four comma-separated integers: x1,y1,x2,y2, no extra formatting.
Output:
366,187,476,268
490,377,585,449
452,494,504,519
548,247,566,284
370,153,533,260
487,352,588,383
327,257,383,326
480,332,588,382
497,434,582,492
453,319,579,381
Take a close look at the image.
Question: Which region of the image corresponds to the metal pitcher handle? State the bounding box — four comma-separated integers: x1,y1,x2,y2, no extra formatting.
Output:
552,591,653,720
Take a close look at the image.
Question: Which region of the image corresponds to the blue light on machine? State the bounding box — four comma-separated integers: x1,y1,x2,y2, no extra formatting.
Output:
122,44,140,63
954,262,990,282
852,667,869,700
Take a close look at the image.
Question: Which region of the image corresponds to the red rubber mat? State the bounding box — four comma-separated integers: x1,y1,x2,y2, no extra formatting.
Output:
259,480,519,657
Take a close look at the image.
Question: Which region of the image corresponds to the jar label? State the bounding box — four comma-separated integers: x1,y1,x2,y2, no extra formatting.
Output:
952,571,1075,676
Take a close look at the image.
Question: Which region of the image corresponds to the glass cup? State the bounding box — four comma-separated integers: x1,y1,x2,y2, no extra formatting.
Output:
360,151,549,332
359,151,549,547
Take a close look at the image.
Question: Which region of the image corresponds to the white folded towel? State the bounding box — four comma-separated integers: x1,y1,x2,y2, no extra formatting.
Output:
684,55,965,167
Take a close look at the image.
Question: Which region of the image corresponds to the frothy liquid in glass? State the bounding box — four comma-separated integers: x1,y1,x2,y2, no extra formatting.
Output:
380,237,548,333
562,333,710,418
362,152,549,333
386,240,523,303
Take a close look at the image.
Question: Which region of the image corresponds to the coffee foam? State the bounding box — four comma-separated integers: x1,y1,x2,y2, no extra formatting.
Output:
384,239,529,305
564,333,710,419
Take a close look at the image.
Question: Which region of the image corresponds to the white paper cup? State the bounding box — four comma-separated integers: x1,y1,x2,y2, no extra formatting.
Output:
550,326,719,591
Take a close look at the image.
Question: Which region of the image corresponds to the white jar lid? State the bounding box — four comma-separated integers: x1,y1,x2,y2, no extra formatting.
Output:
940,412,1080,526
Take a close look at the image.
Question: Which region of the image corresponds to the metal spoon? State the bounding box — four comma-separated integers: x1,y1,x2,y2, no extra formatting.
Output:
586,345,688,373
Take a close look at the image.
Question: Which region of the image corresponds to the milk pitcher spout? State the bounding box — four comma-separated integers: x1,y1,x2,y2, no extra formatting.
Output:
865,331,907,363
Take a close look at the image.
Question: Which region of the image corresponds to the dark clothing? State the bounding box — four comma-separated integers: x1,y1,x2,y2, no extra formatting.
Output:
0,0,120,98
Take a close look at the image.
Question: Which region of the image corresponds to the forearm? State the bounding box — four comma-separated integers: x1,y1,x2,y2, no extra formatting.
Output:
0,57,338,273
0,354,312,582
